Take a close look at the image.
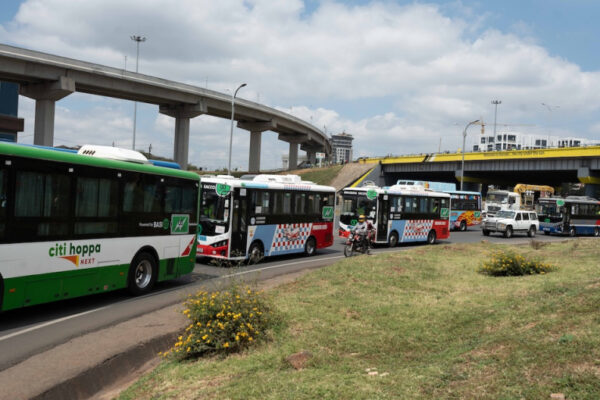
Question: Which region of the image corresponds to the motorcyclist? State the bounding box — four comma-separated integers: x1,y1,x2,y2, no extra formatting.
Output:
352,215,373,253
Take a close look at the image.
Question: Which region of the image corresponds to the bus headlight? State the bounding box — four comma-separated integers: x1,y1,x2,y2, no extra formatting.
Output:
211,240,228,248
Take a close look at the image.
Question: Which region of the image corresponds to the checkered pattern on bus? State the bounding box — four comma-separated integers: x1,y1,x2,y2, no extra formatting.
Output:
270,223,312,253
401,220,433,241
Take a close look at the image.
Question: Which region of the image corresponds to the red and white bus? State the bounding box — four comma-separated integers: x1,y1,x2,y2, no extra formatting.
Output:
339,184,451,246
197,174,335,263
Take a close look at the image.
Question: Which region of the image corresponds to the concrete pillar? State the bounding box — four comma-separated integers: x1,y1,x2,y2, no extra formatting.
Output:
159,101,206,169
238,121,277,173
33,99,56,146
307,151,317,165
248,131,262,173
174,118,190,169
288,142,298,171
20,77,75,147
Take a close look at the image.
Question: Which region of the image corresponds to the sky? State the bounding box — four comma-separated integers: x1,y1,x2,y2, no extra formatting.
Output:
1,0,600,170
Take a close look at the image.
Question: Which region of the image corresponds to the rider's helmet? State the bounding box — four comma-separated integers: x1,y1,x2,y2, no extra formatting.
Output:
358,215,366,222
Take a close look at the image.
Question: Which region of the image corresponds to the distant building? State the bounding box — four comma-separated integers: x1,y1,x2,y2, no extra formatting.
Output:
472,131,598,152
0,81,23,142
330,132,353,163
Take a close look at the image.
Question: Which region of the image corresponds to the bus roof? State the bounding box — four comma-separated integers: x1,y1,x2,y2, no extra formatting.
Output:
0,141,198,180
445,190,481,196
343,185,450,198
200,174,335,192
539,196,600,205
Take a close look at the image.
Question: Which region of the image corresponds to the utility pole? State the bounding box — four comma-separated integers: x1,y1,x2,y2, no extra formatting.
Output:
130,35,146,150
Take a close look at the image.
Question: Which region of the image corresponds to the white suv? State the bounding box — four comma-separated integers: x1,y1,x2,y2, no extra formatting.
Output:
482,210,539,238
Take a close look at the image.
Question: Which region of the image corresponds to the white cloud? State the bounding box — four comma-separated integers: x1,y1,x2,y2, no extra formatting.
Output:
3,0,600,170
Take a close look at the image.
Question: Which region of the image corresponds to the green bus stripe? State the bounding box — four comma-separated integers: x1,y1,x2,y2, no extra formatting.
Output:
2,255,194,311
0,142,199,180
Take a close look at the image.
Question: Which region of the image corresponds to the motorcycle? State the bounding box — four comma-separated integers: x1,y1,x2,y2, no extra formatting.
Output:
343,232,372,257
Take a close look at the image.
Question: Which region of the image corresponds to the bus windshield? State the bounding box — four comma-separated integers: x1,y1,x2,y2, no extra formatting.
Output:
537,202,560,216
340,192,376,225
201,190,228,222
200,186,230,235
486,192,508,203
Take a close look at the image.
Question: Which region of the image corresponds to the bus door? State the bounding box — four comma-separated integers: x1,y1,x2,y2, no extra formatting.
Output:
230,189,248,257
376,195,389,241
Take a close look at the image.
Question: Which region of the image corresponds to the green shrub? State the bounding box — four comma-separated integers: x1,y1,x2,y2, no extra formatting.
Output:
163,284,276,360
479,250,556,276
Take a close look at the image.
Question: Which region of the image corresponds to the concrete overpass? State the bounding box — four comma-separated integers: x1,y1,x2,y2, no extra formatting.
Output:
0,44,331,170
359,146,600,197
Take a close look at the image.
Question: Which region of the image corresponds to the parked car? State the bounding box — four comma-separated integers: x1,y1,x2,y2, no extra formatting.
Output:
482,210,539,238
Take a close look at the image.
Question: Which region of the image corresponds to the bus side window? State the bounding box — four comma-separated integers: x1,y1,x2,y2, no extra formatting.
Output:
294,193,305,215
15,170,71,237
75,176,118,235
0,169,5,238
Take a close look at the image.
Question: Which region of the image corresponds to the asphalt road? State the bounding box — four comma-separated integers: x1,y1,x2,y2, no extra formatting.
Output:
0,229,574,371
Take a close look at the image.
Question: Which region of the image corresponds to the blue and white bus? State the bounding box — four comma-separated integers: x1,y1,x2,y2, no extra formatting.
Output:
339,184,451,246
538,196,600,237
197,174,336,263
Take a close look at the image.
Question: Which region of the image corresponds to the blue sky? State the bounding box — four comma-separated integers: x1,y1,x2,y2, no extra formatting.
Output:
1,0,599,169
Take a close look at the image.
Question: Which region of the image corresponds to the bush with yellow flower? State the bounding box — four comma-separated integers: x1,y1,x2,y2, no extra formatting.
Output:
163,284,276,360
478,250,556,276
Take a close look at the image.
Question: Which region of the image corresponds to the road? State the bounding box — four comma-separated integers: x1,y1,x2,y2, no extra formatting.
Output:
0,229,572,371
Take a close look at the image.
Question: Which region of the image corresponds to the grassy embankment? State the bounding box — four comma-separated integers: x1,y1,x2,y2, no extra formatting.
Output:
119,239,600,399
287,164,344,186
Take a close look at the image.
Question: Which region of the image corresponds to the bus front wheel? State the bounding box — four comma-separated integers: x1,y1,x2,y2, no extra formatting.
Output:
459,220,467,231
594,227,600,237
128,252,157,296
569,227,576,237
388,232,399,247
248,242,264,264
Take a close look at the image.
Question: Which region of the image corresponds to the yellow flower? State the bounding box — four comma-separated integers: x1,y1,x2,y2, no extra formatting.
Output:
223,342,230,348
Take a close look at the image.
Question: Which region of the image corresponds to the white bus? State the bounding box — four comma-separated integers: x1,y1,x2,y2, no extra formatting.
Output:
197,174,335,263
0,143,199,311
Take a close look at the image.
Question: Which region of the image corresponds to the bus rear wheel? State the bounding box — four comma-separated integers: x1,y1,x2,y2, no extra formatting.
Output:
427,230,436,245
569,227,576,237
595,227,600,237
304,237,316,256
459,220,467,231
128,252,157,296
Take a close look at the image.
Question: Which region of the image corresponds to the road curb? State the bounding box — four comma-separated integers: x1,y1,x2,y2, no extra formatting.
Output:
32,331,177,400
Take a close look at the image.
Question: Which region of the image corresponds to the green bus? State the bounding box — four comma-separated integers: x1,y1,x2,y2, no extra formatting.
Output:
0,142,199,311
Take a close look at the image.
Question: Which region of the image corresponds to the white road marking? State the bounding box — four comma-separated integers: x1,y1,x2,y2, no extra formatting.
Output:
0,305,111,342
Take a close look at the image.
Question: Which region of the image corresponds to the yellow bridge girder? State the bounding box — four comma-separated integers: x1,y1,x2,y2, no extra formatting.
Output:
358,146,600,164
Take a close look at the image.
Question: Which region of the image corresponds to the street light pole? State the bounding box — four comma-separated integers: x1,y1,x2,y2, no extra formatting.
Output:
491,100,501,137
460,119,480,191
227,83,247,175
130,35,146,150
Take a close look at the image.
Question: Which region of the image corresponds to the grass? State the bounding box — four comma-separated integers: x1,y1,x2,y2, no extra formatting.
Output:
288,165,344,186
119,239,600,399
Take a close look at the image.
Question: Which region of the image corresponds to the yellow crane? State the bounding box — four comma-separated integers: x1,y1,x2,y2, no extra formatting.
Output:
513,184,555,210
